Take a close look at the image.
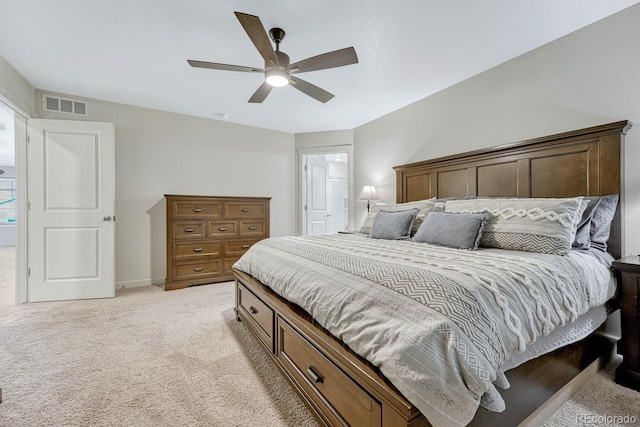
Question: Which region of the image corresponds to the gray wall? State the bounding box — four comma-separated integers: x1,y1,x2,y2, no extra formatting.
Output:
36,91,295,288
354,4,640,257
0,55,34,115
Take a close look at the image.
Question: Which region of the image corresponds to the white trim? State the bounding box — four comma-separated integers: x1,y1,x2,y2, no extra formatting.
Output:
0,94,29,119
296,145,354,236
116,277,165,289
0,95,30,303
13,114,27,303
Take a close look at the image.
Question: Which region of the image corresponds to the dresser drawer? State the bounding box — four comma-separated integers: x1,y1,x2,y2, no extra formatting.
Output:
239,220,266,237
173,221,206,240
225,201,266,218
224,257,240,276
238,282,274,350
225,238,261,257
208,220,237,238
173,241,221,261
173,201,222,219
277,319,382,427
173,260,221,281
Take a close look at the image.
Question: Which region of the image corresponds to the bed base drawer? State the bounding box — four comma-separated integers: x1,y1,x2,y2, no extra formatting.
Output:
277,317,382,427
237,282,274,351
234,272,423,427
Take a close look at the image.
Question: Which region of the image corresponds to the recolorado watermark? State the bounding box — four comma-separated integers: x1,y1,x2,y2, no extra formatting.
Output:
576,413,637,424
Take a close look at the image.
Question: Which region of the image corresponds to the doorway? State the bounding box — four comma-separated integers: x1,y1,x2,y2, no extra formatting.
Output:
0,100,16,302
302,152,349,236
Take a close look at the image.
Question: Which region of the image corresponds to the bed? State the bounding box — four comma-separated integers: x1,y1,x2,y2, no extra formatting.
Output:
233,120,631,427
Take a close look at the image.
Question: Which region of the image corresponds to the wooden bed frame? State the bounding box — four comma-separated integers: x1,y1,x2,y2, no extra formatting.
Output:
234,120,631,427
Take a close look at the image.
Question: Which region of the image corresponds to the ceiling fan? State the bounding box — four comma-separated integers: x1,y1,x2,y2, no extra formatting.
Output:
188,12,359,104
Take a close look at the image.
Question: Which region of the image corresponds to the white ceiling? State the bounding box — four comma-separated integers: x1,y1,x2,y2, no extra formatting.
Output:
1,1,638,134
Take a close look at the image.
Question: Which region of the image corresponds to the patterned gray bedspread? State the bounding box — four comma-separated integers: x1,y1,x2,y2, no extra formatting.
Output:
233,234,613,427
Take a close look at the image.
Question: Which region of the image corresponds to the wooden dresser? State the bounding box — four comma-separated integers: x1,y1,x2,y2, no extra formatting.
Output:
165,194,270,291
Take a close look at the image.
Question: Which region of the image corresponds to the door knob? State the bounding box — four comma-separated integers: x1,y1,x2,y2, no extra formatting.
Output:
103,216,112,222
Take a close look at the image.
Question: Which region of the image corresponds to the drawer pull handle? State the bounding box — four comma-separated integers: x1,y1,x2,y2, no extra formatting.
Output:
193,247,203,252
193,267,204,272
249,306,258,315
242,244,250,249
306,366,324,384
185,228,195,233
193,208,203,213
241,208,250,212
248,226,257,230
218,227,228,231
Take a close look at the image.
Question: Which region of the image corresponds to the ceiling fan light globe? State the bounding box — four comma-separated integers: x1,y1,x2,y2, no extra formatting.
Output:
265,69,289,87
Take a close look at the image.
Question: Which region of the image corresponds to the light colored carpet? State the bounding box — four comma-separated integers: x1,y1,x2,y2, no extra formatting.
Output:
0,247,317,427
1,246,639,426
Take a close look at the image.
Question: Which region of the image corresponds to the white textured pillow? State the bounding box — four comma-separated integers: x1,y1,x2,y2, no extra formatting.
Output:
444,197,586,255
359,198,436,235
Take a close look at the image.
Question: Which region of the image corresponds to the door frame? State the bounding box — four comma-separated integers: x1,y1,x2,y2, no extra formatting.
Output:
297,145,353,236
0,95,29,304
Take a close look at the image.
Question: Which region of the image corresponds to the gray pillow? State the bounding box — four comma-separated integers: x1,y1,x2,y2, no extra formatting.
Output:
572,197,601,250
412,212,491,250
359,199,436,235
369,208,419,240
590,194,618,252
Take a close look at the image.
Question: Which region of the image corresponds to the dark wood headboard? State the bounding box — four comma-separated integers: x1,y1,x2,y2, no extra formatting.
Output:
393,121,632,259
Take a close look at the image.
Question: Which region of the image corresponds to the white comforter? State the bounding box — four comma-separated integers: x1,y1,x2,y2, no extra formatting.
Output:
233,234,614,427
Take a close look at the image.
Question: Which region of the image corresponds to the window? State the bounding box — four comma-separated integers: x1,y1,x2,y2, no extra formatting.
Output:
0,177,16,224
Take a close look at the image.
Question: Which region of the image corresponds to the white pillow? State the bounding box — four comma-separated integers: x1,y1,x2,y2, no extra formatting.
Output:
359,198,436,235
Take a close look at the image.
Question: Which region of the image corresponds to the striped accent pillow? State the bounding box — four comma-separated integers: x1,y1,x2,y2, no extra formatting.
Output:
444,197,586,255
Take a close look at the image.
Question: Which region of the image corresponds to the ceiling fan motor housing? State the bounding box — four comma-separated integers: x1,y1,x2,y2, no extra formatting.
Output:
272,51,290,69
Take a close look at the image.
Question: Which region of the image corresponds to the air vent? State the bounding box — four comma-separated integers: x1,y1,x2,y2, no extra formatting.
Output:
42,94,89,116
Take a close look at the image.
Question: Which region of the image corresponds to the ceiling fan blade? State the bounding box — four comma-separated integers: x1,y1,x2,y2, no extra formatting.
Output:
289,76,334,103
289,47,358,74
248,81,273,103
187,60,263,73
234,12,279,67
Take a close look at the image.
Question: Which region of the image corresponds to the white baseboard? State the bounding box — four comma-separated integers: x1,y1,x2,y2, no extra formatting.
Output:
116,277,165,289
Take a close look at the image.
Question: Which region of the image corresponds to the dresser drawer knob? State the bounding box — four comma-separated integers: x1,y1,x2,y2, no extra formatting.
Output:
193,267,204,272
185,228,195,233
193,247,203,252
306,366,324,384
248,226,257,230
218,227,228,231
241,208,250,212
249,306,258,315
193,208,203,213
242,244,250,249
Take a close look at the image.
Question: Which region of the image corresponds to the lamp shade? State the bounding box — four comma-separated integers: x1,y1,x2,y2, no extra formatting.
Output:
358,185,378,201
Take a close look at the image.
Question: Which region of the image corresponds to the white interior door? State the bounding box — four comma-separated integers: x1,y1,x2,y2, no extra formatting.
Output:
327,178,348,234
27,119,115,302
306,156,329,236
